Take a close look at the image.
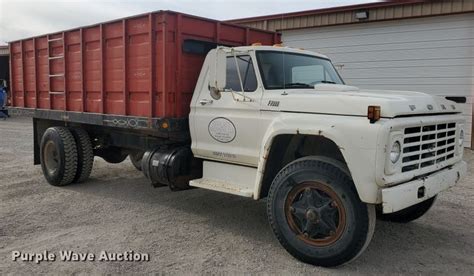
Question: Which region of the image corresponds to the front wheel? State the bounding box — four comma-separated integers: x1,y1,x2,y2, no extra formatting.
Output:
267,157,375,267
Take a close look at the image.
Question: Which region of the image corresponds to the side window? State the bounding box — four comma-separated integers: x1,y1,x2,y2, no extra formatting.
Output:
225,55,258,92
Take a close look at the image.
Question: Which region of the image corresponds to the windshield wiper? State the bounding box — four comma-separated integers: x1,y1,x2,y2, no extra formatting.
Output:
284,82,313,88
319,80,337,84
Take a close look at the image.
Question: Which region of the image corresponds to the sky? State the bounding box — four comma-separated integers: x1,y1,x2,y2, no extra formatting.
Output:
0,0,380,45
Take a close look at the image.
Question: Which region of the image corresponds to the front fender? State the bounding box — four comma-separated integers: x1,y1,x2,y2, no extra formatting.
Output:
255,112,383,204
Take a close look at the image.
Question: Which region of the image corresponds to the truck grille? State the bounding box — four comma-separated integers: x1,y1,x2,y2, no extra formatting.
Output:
401,122,457,173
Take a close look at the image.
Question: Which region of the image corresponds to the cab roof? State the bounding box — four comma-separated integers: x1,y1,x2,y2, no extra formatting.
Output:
228,45,330,60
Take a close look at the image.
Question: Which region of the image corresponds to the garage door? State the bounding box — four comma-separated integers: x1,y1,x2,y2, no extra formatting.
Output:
283,14,474,148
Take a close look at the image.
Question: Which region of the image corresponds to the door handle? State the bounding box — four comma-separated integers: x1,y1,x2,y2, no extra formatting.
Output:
200,99,213,105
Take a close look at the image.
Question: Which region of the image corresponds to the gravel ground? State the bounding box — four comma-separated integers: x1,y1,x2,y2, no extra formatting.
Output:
0,116,473,275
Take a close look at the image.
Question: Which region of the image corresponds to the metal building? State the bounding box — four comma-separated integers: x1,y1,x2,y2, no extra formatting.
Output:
0,46,9,87
228,0,474,148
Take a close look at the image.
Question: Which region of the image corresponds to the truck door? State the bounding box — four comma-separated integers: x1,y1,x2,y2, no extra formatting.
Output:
191,54,262,167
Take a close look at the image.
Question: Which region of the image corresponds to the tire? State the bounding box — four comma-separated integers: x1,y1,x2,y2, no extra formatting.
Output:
99,147,128,164
378,196,436,223
40,127,78,186
129,151,144,171
267,157,376,267
70,128,94,183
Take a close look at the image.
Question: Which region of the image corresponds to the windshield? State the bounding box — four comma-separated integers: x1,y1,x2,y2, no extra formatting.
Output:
256,51,344,90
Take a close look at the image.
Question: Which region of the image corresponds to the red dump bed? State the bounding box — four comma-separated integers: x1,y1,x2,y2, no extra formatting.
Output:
9,11,279,119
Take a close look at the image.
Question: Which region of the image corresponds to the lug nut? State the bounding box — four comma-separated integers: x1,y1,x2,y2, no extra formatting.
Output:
331,201,337,208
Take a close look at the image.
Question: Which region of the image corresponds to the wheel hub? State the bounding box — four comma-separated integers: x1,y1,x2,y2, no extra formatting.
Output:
285,182,346,246
43,140,59,175
305,209,319,222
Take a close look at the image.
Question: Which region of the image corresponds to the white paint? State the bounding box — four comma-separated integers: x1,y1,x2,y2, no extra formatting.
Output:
283,14,474,147
382,161,467,213
189,46,467,206
190,161,256,197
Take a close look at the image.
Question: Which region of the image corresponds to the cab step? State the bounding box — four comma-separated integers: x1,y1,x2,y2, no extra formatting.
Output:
189,161,257,198
190,178,253,197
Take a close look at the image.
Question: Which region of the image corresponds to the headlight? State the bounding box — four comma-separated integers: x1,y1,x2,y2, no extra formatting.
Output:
459,129,464,147
390,141,401,163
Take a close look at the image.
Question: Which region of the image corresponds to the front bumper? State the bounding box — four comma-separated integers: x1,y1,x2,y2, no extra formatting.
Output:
381,161,467,213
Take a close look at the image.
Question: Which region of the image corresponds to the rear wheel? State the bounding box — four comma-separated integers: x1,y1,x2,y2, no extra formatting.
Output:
267,157,375,267
378,196,436,223
70,128,94,183
40,127,78,186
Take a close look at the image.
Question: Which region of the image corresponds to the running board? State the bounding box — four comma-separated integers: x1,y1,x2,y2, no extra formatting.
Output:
190,178,253,197
189,161,257,198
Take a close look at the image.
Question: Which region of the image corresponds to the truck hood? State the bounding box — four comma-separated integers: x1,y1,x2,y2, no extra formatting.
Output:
263,84,461,118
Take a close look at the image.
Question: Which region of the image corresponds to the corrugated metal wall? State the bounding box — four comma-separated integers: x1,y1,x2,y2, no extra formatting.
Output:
0,47,9,87
283,13,474,147
0,46,9,56
231,0,474,148
231,0,474,31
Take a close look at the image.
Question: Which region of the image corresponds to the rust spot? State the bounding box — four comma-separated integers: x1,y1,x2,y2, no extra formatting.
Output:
285,181,346,246
263,147,270,159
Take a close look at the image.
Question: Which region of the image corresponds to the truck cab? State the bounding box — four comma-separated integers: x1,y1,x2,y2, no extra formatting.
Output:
187,45,466,266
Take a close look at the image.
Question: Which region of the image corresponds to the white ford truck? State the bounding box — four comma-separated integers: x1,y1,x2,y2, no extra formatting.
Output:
189,45,467,266
10,33,467,266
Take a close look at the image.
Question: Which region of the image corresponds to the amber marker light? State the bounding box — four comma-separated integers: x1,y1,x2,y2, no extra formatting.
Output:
161,121,169,129
368,106,381,123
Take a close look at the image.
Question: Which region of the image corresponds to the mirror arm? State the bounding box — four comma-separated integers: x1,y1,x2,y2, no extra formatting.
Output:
232,51,246,95
231,50,254,102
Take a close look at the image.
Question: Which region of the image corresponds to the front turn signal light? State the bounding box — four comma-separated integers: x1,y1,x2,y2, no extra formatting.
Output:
368,105,381,123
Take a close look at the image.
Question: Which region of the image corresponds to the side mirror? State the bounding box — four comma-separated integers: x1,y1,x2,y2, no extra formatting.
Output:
209,86,221,100
208,47,227,100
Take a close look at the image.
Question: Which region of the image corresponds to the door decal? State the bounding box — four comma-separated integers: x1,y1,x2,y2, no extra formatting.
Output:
208,117,236,143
